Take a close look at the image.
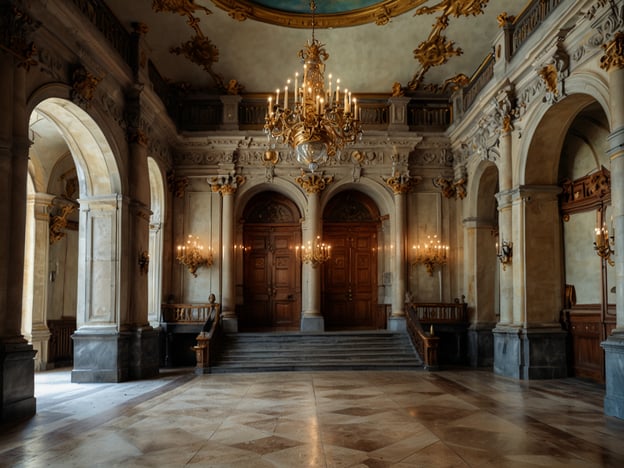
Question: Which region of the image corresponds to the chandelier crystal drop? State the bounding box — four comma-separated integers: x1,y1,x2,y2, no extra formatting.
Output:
264,0,362,172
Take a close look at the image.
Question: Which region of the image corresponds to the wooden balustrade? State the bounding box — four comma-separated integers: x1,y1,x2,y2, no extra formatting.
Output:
405,299,469,370
406,304,440,370
47,318,76,367
160,302,222,370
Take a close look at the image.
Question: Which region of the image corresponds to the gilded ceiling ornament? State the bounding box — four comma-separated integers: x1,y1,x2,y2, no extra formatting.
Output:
409,0,488,90
295,171,334,194
424,73,470,94
152,0,212,32
154,0,236,91
413,35,462,70
170,35,225,89
414,0,488,18
600,32,624,71
71,65,102,108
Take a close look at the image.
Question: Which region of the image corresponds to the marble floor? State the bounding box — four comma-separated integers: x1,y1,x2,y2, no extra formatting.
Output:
1,368,624,467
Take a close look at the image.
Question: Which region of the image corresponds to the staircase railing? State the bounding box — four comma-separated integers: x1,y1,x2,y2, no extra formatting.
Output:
405,299,469,370
192,303,222,374
161,301,221,373
405,304,440,370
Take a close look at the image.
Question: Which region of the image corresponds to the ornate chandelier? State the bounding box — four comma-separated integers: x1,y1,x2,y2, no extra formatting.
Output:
264,1,362,173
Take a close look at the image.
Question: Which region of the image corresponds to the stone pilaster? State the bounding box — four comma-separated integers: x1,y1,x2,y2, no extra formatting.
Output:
295,171,333,332
0,48,36,421
213,174,245,332
600,31,624,419
383,168,417,330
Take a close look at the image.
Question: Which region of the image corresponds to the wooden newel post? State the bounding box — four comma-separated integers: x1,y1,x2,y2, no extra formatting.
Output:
193,332,211,375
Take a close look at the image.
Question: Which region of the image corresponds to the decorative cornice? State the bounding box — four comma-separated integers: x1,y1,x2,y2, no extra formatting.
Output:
601,31,624,71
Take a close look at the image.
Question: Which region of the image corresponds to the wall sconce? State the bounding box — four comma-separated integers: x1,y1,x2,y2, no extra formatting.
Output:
496,240,513,270
594,223,614,267
412,234,449,276
138,250,150,275
296,236,331,267
176,234,213,277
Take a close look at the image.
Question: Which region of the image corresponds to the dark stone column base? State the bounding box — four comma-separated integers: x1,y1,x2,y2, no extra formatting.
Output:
467,322,494,368
0,341,37,423
602,334,624,420
129,327,160,380
494,326,567,379
71,329,130,383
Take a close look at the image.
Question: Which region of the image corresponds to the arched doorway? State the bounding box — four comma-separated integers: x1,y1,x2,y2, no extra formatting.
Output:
322,190,382,330
241,192,302,331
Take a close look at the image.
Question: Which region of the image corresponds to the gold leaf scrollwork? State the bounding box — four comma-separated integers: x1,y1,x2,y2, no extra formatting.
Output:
49,204,77,245
167,170,189,198
295,171,334,194
432,176,466,199
71,65,102,108
600,31,624,72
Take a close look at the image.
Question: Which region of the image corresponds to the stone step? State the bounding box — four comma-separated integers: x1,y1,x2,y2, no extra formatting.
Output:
211,331,423,373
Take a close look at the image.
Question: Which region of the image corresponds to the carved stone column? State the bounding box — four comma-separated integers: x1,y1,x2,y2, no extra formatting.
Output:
494,185,566,380
0,46,37,421
22,193,55,371
384,170,416,330
296,172,333,332
214,175,245,333
600,31,624,419
463,216,496,368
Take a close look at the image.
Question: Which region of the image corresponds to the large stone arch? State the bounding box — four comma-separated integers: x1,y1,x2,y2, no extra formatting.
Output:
25,93,134,382
463,159,499,367
147,157,166,328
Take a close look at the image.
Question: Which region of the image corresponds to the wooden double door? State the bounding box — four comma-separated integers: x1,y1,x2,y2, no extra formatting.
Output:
322,224,380,330
242,225,301,331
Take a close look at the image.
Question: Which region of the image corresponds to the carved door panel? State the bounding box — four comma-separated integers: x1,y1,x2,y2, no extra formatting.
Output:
242,226,301,331
323,225,379,330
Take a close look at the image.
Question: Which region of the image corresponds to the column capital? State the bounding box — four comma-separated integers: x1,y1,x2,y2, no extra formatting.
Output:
295,170,333,194
210,174,245,195
383,172,420,194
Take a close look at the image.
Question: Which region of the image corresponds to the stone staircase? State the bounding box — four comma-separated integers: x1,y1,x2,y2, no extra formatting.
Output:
210,331,423,373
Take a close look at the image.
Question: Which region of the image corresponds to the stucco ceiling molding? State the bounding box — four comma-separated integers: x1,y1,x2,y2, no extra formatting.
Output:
209,0,427,28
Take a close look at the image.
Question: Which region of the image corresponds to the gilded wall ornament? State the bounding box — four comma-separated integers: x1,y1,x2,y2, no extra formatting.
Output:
0,5,41,70
600,32,624,71
210,174,245,195
167,170,189,198
49,204,77,245
433,176,466,199
536,37,570,104
295,171,334,194
496,12,515,27
71,65,102,108
383,170,420,194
